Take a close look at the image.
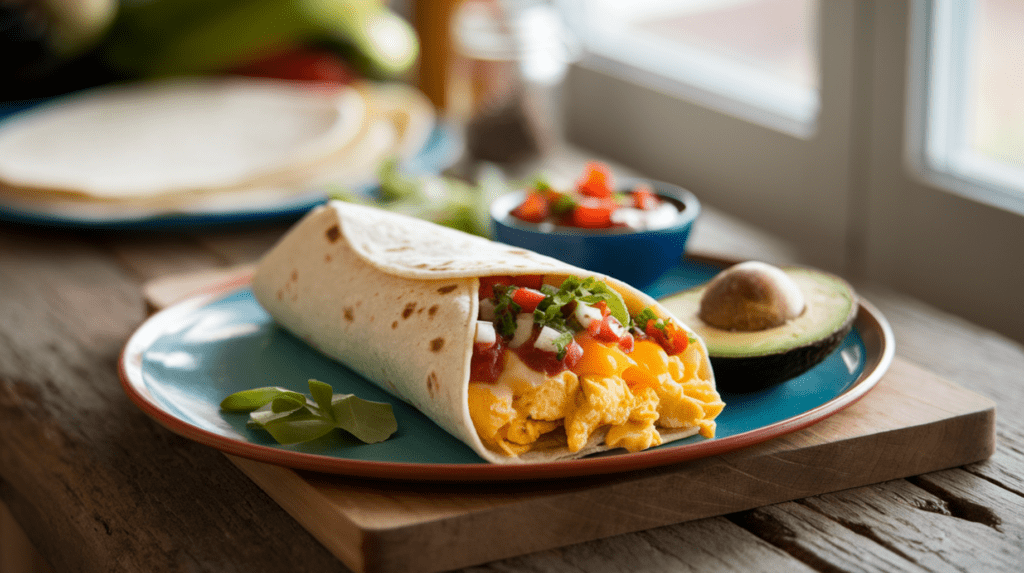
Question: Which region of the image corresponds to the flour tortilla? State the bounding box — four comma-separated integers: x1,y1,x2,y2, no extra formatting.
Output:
251,201,717,464
0,76,365,198
0,78,436,218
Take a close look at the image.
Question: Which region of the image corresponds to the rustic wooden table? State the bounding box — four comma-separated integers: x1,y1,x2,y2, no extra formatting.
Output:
2,156,1023,572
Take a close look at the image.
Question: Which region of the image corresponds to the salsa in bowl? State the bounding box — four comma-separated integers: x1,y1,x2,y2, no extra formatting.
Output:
491,162,700,290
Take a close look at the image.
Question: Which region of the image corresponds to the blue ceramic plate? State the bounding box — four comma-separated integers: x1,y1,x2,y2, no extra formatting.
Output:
0,121,463,231
119,259,894,481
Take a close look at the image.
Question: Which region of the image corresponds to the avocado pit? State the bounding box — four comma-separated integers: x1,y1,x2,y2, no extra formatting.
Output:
698,261,806,331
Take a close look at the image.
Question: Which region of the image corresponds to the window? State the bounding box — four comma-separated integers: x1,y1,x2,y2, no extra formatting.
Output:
559,0,1024,344
909,0,1024,215
563,0,820,137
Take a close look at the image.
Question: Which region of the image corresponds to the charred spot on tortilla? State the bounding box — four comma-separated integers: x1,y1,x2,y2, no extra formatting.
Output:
426,372,438,397
325,225,341,243
291,270,298,282
403,302,416,318
430,337,445,352
428,304,439,317
324,254,332,263
343,307,354,321
391,321,398,329
437,285,458,294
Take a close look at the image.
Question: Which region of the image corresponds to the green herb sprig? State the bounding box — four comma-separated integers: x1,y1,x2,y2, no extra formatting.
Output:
536,276,631,330
220,379,398,445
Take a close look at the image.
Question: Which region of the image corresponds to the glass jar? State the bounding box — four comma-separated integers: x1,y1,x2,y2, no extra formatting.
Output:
448,0,577,165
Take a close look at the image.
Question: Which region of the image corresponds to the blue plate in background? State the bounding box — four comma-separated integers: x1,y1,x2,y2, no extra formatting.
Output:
0,96,464,230
118,259,894,481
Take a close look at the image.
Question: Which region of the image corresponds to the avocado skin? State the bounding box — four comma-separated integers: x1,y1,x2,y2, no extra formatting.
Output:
709,306,856,393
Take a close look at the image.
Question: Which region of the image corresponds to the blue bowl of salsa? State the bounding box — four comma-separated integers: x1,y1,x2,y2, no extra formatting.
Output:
490,174,700,291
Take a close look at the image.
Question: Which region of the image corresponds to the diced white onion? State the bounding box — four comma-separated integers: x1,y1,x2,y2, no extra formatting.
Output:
573,302,603,328
475,321,496,346
610,207,645,230
610,203,680,231
533,326,564,353
478,298,496,321
646,203,680,227
606,317,627,338
508,314,534,348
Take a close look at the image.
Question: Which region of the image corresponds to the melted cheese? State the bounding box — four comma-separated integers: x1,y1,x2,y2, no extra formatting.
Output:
467,338,723,456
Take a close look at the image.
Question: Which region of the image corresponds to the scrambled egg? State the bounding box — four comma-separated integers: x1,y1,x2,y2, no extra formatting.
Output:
467,339,724,457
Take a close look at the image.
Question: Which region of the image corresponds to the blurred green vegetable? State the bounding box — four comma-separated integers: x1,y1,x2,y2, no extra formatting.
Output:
102,0,418,79
330,159,492,237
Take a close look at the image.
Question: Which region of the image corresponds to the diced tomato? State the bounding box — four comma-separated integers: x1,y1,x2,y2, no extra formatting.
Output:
510,191,549,223
511,287,546,313
618,332,635,353
572,197,617,228
644,319,689,355
478,276,506,299
576,161,614,198
632,184,659,210
590,315,626,343
478,275,545,299
563,339,584,369
470,339,505,382
513,274,544,290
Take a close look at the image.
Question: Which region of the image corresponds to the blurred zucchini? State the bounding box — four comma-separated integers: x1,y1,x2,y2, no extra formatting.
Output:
102,0,418,79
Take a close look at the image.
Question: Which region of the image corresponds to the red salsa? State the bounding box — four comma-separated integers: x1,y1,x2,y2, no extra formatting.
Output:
470,275,691,383
508,161,681,230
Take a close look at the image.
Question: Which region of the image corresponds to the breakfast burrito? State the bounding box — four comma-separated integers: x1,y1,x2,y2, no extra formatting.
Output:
251,201,724,464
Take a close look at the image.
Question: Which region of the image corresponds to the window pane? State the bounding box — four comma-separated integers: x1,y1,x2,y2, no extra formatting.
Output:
916,0,1024,214
970,0,1024,168
570,0,820,134
628,0,818,92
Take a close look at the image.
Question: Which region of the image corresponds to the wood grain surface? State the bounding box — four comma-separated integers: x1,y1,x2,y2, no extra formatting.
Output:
2,201,1023,573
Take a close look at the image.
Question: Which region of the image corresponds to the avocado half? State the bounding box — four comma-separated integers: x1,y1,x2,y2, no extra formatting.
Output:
662,265,858,393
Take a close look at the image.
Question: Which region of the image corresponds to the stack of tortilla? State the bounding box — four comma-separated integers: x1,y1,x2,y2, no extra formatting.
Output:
0,76,436,221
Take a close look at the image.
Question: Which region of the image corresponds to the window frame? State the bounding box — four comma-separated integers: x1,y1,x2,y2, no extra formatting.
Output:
905,0,1024,216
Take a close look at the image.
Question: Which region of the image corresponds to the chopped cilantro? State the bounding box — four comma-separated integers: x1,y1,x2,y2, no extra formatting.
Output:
552,330,574,360
634,307,670,333
487,276,632,347
549,193,577,216
491,284,521,338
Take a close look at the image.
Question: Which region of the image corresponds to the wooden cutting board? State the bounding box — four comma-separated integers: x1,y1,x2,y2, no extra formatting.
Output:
144,268,996,573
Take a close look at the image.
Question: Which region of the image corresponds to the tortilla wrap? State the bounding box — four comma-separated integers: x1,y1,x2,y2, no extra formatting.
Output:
251,201,722,464
0,78,436,219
